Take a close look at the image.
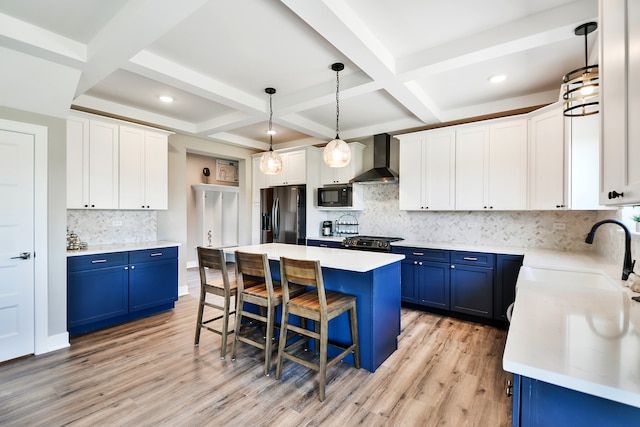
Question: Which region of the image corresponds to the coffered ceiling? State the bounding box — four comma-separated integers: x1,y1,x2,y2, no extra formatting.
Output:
0,0,598,151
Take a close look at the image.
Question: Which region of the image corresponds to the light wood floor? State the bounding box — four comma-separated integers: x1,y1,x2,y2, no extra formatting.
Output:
0,269,512,426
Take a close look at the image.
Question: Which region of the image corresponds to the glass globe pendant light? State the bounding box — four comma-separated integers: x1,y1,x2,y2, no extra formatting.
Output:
323,63,351,168
259,87,283,174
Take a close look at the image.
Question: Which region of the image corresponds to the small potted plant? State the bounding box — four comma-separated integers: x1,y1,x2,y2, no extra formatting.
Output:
631,214,640,232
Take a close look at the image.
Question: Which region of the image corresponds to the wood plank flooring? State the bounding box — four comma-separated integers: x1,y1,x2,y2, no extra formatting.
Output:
0,269,512,426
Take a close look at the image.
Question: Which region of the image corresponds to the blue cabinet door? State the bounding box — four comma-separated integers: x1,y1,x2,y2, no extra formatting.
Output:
418,261,450,309
67,265,129,328
450,264,493,318
495,254,523,321
514,374,640,426
129,257,178,312
400,259,419,303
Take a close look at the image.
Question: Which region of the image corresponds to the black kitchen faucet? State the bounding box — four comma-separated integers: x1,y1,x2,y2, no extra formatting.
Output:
585,219,636,280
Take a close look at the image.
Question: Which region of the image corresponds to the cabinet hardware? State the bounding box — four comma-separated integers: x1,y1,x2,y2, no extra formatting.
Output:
131,265,135,269
10,252,31,260
124,266,129,270
413,252,424,256
450,265,455,269
91,259,107,264
608,190,624,199
150,253,163,257
320,244,328,247
506,380,513,397
463,257,478,261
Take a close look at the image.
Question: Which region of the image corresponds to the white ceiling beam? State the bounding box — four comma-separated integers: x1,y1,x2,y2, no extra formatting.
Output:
73,94,198,133
126,50,264,114
195,111,262,136
278,113,335,140
0,12,86,67
398,0,598,78
281,0,439,125
343,117,425,140
208,132,269,151
75,0,209,96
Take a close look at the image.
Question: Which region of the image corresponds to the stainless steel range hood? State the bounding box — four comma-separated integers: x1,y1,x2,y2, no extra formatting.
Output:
350,133,399,183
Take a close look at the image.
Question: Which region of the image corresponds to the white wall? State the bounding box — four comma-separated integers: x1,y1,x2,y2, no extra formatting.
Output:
157,134,255,293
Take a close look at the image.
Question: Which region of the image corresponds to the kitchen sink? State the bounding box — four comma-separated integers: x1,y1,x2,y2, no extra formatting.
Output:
519,266,620,290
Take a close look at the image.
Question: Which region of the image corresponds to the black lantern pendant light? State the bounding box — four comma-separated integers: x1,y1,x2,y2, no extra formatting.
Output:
323,62,352,168
562,22,599,117
259,87,283,174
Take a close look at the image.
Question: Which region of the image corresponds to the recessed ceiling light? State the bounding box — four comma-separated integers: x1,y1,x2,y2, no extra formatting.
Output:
159,95,174,103
488,74,507,84
266,129,276,135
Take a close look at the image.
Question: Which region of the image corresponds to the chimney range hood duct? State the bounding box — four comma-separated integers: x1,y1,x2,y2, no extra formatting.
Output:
350,133,399,183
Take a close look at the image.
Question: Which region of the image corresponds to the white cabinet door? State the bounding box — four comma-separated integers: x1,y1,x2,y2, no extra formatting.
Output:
488,120,528,210
269,150,307,186
425,130,456,210
529,110,565,209
66,116,89,209
144,131,168,209
320,142,364,185
599,0,640,205
398,136,424,210
455,124,489,210
119,126,168,209
88,120,119,209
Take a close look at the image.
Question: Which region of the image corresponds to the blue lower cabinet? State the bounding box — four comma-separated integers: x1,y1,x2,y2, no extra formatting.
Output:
67,246,178,335
512,374,640,427
129,248,178,312
450,263,494,318
419,261,450,309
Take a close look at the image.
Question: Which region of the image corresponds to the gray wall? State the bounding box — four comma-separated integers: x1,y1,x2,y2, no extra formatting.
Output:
0,106,67,337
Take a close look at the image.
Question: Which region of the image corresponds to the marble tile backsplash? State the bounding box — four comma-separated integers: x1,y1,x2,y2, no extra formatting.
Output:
67,210,157,245
594,209,640,266
327,183,601,251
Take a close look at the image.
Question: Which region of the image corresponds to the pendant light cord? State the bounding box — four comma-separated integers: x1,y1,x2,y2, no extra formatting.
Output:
268,92,274,150
335,68,340,139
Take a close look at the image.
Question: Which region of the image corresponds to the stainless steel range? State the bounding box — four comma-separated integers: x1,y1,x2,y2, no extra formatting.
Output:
341,235,403,252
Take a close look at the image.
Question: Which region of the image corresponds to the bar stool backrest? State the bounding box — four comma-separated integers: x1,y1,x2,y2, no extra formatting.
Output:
235,251,273,300
279,257,327,311
197,247,230,288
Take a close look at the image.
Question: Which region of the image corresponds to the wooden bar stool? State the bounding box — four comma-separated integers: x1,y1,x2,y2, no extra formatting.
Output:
231,251,305,376
275,257,360,401
194,246,237,359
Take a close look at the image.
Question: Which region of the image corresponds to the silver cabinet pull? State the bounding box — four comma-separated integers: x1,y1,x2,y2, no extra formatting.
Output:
463,257,478,261
412,252,424,256
91,259,107,264
131,265,135,270
150,252,163,257
506,380,513,397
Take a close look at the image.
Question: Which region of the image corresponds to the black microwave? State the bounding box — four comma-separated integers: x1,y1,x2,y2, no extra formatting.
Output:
317,185,353,208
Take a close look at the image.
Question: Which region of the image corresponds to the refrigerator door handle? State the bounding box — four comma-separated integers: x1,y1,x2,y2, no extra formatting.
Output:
273,197,280,239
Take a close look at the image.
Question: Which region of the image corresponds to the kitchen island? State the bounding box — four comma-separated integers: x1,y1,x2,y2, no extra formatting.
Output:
225,243,405,372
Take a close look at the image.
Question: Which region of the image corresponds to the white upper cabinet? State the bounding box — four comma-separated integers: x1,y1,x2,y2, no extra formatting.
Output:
399,129,455,210
119,126,169,210
529,108,566,210
67,116,119,209
320,142,364,185
455,124,489,210
600,0,640,205
487,119,528,210
269,149,307,186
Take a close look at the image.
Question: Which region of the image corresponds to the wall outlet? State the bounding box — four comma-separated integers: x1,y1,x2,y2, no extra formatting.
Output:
112,220,123,227
553,222,566,230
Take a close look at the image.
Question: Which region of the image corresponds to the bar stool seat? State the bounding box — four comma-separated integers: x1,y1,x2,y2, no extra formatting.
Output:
231,251,305,376
194,246,237,359
275,256,360,401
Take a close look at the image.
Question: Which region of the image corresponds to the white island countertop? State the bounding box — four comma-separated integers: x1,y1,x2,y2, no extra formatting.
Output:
224,243,404,272
67,240,181,257
503,249,640,408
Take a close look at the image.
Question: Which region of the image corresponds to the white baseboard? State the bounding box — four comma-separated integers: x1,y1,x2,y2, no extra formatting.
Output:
178,285,189,296
38,332,69,354
186,260,197,269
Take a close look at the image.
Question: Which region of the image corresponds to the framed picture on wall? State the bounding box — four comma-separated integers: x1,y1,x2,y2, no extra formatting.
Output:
216,159,239,183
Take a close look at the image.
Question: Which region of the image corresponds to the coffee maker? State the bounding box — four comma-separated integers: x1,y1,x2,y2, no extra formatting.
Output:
321,220,333,236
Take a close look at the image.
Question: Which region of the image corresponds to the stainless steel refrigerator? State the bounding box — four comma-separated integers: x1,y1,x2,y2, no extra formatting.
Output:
260,185,306,245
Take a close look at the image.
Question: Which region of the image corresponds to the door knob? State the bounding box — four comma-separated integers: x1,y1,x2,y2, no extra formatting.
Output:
11,252,31,260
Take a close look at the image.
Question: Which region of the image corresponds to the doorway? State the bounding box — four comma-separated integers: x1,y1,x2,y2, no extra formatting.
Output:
0,118,48,363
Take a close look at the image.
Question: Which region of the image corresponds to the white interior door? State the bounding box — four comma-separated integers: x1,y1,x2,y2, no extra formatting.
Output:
0,128,35,362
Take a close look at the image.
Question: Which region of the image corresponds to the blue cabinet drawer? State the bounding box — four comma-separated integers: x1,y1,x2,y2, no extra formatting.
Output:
393,246,450,263
451,251,495,267
307,239,343,248
129,246,178,263
68,251,128,272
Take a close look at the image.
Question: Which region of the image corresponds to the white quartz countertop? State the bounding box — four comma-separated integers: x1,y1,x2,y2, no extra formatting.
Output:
502,249,640,408
224,243,404,272
67,240,181,257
